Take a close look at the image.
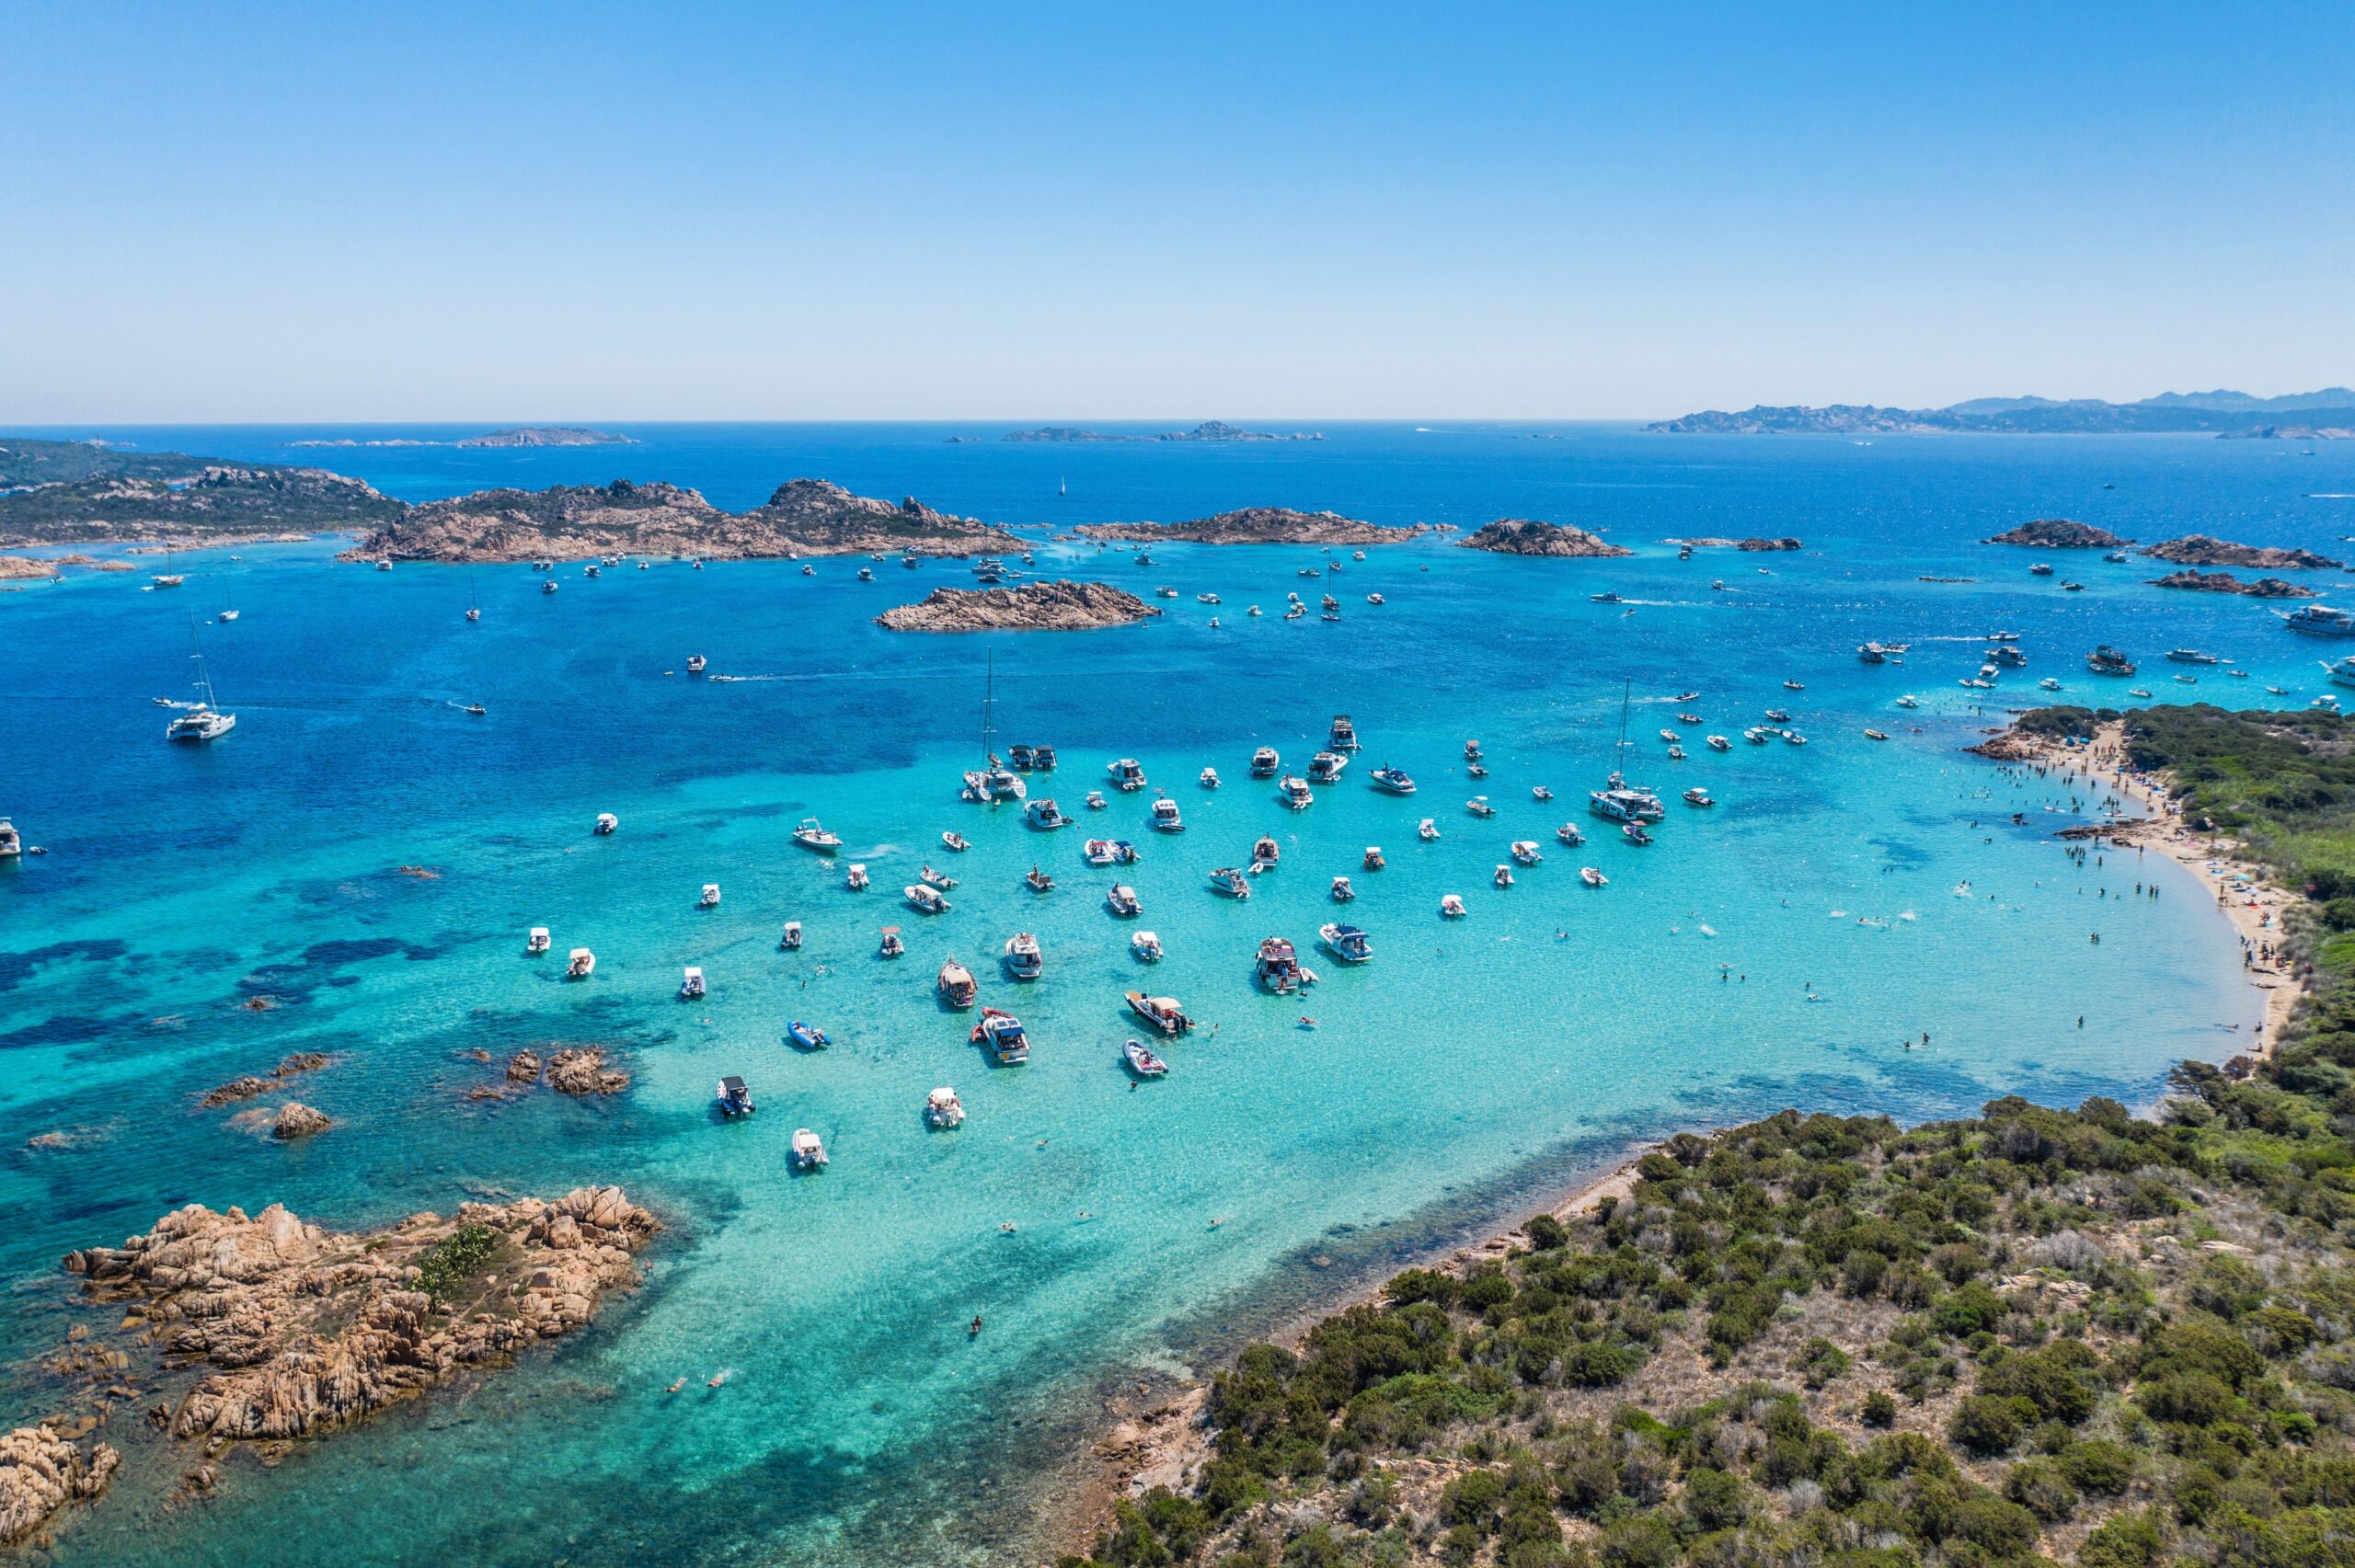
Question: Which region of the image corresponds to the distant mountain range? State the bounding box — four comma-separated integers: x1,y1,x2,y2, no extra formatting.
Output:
1650,389,2355,436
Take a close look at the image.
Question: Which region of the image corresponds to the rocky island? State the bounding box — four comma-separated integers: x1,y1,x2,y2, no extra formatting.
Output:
2142,533,2340,570
1982,518,2133,549
1671,535,1804,552
1456,519,1631,557
1065,508,1442,546
876,579,1158,632
2149,568,2317,598
342,476,1018,563
0,447,403,549
1000,421,1323,442
8,1187,658,1541
455,426,637,448
0,555,58,580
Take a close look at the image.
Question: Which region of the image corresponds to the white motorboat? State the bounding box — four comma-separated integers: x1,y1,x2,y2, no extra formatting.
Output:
879,927,905,958
790,1128,829,1169
781,921,803,949
1493,863,1514,887
1127,990,1193,1035
1683,787,1715,807
1555,823,1585,846
1108,758,1148,792
1623,822,1654,845
1706,735,1730,751
681,966,706,999
1532,784,1553,801
1003,932,1043,979
542,579,558,594
1025,865,1053,893
1123,1039,1169,1078
905,883,951,914
1328,715,1361,750
1200,767,1220,789
1330,875,1355,901
1370,764,1416,795
686,654,707,674
1084,838,1121,866
1085,790,1107,810
1249,746,1280,777
1466,795,1495,818
1306,751,1347,783
1895,695,1920,709
1278,775,1313,809
1149,795,1184,831
567,947,596,979
1361,845,1384,869
1255,936,1310,993
1026,797,1071,829
1131,930,1164,962
716,1076,755,1118
1510,840,1542,864
1580,867,1606,887
971,1007,1030,1064
942,830,971,853
527,926,551,954
1208,867,1251,898
937,959,977,1007
594,812,619,835
1317,923,1372,964
845,863,870,890
925,1086,965,1128
1418,818,1439,841
793,818,843,853
699,883,721,909
1106,884,1142,917
1250,834,1280,868
1439,893,1466,918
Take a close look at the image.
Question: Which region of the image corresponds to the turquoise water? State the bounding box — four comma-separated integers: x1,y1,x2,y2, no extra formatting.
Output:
3,423,2344,1563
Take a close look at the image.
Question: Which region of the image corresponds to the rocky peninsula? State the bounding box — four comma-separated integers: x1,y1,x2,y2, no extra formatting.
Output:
1982,517,2133,548
2142,533,2340,570
1456,519,1631,557
1066,508,1442,546
876,579,1158,632
343,477,1019,563
455,426,637,448
2149,568,2317,598
0,461,403,549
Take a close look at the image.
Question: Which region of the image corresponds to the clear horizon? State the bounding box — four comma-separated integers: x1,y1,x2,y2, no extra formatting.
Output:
6,2,2349,422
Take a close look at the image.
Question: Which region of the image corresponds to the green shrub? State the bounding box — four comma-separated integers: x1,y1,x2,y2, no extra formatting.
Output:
413,1222,500,1304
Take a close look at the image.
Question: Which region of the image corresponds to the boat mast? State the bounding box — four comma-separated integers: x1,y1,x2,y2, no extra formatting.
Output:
188,612,218,710
1610,677,1631,785
982,649,998,765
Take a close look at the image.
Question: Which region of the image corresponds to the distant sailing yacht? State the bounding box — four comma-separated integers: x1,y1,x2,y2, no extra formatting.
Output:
1059,475,1067,498
216,580,239,623
959,650,1026,802
465,570,482,623
151,544,184,589
166,615,236,741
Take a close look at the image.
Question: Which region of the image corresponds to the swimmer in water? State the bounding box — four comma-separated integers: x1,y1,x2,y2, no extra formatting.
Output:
970,1315,983,1337
707,1368,732,1389
665,1378,686,1394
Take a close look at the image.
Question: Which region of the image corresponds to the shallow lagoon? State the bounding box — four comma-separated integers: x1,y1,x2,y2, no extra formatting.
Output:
2,423,2344,1562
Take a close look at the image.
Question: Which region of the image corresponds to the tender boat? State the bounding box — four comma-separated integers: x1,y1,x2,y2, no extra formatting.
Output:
1251,835,1280,867
567,947,596,979
2174,673,2198,685
1131,930,1164,962
1677,712,1703,726
542,579,559,594
1493,863,1514,887
1318,923,1372,964
2038,678,2061,692
1706,735,1730,751
801,564,817,578
1531,784,1553,801
1362,845,1385,869
1278,774,1314,809
1149,795,1185,831
793,818,843,853
1208,867,1251,898
1255,936,1310,993
1127,990,1192,1035
1123,1039,1169,1078
904,883,950,914
1783,681,1805,691
1511,840,1542,864
879,928,906,958
1466,795,1495,818
1249,746,1281,777
937,958,978,1007
1329,874,1356,902
786,1020,833,1051
595,812,619,835
1025,865,1054,893
1200,767,1220,789
1003,932,1043,979
1329,715,1361,750
1367,592,1384,605
1866,727,1892,738
1683,787,1715,807
972,1007,1030,1064
2166,648,2220,664
1197,592,1220,604
781,921,803,950
678,965,707,1000
699,882,721,909
857,567,874,581
1667,746,1685,761
2128,687,2153,699
686,654,707,674
1108,758,1148,792
1895,695,1919,709
1370,764,1416,795
925,1086,965,1127
1418,818,1439,841
845,863,870,890
1782,731,1808,746
1555,823,1584,846
790,1128,829,1169
1580,867,1606,887
942,830,971,853
1306,751,1347,783
2030,562,2055,577
526,926,551,954
1440,893,1466,918
716,1076,755,1117
1464,739,1484,762
1764,708,1791,723
1026,798,1071,829
1744,727,1772,744
1106,884,1142,917
1623,823,1653,845
1084,838,1122,866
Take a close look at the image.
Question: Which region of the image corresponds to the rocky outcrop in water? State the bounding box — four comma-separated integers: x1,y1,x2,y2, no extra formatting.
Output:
0,1425,118,1548
0,555,58,579
455,427,637,448
1002,421,1324,443
60,1187,657,1445
877,579,1160,632
1671,535,1804,552
546,1047,629,1095
271,1103,332,1139
343,477,1017,563
1983,518,2132,548
1456,519,1631,557
2149,568,2318,598
199,1052,330,1107
2142,533,2340,569
1066,508,1442,545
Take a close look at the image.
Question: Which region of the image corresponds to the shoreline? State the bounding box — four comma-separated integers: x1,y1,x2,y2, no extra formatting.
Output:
1059,709,2306,1558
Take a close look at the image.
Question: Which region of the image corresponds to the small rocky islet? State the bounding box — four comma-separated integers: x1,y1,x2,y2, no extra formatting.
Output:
2148,568,2319,599
876,579,1159,632
2,1187,657,1547
2140,533,2341,570
1455,519,1631,557
1982,518,2134,549
1063,507,1445,547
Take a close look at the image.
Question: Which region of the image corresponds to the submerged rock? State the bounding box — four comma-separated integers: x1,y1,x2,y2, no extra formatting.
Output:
877,579,1160,632
0,1425,118,1547
1457,519,1633,557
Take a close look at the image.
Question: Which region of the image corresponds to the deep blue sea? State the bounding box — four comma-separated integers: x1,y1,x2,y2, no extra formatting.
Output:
5,421,2349,1564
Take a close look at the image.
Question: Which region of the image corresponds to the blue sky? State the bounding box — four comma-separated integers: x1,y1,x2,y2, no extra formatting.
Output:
4,3,2349,420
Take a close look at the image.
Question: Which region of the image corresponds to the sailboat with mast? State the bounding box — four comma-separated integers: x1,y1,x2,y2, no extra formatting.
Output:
960,650,1027,803
1587,678,1663,824
151,544,184,590
465,570,481,623
166,614,236,741
216,579,239,623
